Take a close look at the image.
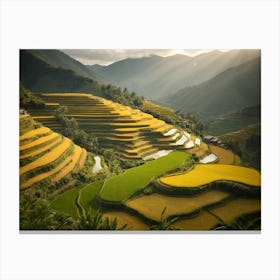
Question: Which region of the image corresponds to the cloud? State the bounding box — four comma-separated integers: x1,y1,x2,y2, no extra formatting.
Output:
61,49,229,65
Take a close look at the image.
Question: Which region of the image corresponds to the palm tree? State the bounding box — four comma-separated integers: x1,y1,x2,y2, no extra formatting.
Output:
75,208,127,230
20,194,74,230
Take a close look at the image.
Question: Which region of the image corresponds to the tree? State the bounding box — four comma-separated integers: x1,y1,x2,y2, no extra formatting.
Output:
75,208,127,230
20,192,74,230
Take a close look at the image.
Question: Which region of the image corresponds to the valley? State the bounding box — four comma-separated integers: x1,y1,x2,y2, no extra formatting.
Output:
19,49,261,231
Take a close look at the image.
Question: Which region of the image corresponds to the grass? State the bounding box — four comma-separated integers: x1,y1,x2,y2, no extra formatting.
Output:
100,151,190,202
79,181,103,211
50,185,85,218
125,190,229,222
50,180,103,218
159,164,261,188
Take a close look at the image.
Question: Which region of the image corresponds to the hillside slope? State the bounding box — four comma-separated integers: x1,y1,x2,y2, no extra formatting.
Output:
20,114,89,190
219,123,261,170
26,49,102,81
20,50,102,93
25,93,204,160
205,105,261,136
160,57,261,120
89,49,260,99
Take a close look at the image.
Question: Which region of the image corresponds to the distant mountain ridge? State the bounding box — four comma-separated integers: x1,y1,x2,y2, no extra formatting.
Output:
88,49,260,99
20,50,101,93
27,49,103,81
159,57,261,120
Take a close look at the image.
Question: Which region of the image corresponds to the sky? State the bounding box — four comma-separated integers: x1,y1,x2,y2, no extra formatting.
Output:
61,49,229,66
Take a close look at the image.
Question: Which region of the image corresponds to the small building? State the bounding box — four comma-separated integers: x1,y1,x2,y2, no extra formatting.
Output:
204,135,214,142
19,109,27,115
210,137,219,144
204,135,222,146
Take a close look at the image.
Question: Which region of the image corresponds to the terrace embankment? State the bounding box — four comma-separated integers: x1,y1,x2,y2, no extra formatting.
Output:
27,93,196,160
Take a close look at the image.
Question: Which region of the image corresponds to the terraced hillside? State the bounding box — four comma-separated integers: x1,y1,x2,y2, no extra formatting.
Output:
27,93,201,160
20,114,88,190
51,158,261,230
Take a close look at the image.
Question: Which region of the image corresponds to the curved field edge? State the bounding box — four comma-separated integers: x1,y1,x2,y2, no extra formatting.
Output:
50,180,103,219
155,179,261,196
123,191,233,223
99,151,190,203
159,164,261,188
171,210,261,231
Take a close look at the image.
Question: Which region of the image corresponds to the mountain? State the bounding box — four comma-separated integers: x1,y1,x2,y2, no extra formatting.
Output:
20,50,162,120
205,105,261,136
26,49,102,81
20,50,101,93
159,57,261,120
219,123,261,170
88,50,260,99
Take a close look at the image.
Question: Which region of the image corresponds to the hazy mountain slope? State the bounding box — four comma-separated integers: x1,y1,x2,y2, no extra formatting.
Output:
220,123,261,170
20,50,100,93
160,57,261,120
89,50,260,99
27,49,103,81
205,105,261,136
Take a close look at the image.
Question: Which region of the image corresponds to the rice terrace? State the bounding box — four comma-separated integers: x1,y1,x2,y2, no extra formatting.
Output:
19,49,261,231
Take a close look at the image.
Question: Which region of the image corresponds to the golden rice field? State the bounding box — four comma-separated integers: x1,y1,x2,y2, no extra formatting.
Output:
171,198,260,230
20,137,71,175
159,164,261,188
20,136,62,160
45,103,60,106
209,198,261,222
171,210,221,230
20,132,60,152
52,145,83,182
20,117,89,190
102,211,149,230
28,93,194,160
210,145,240,165
187,142,209,157
78,149,88,169
20,126,51,142
21,154,73,190
125,190,229,222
